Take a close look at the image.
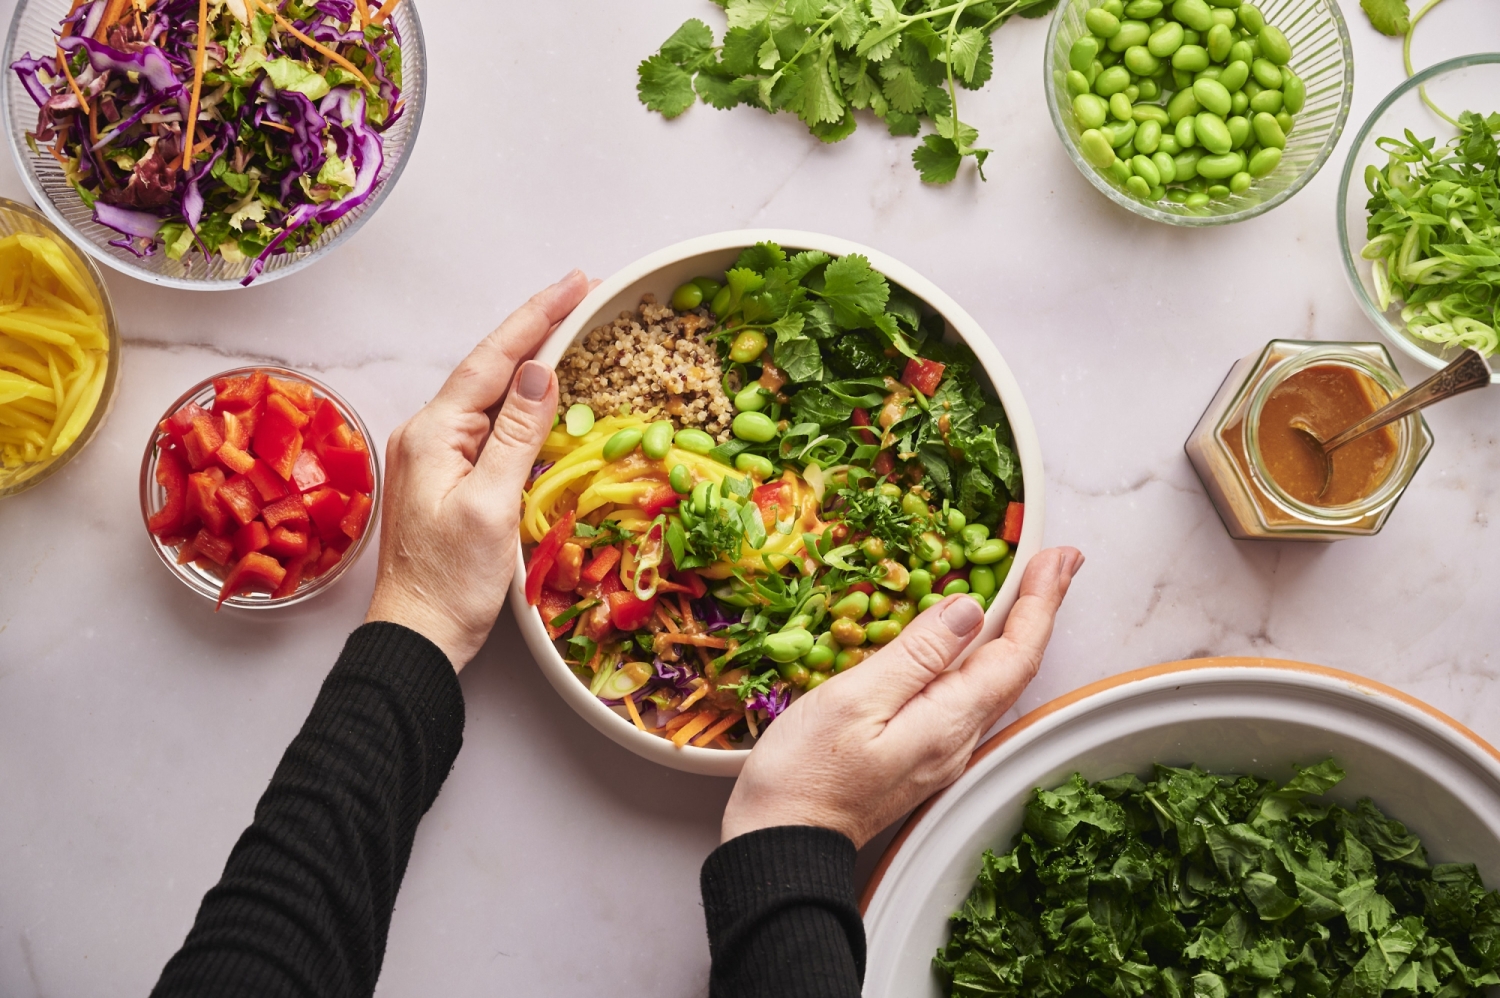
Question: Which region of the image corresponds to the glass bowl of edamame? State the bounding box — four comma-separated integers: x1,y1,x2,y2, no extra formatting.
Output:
1046,0,1353,224
1338,54,1500,383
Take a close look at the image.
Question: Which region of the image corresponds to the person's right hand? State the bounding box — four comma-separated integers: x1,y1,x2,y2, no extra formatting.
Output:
720,546,1083,849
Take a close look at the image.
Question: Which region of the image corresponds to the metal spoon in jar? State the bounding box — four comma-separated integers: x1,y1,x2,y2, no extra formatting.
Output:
1290,348,1491,500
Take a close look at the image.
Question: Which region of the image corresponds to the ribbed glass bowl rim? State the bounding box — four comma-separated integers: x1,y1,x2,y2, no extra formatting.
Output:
1336,52,1500,383
1,0,425,291
1043,0,1355,226
0,195,121,498
137,365,381,609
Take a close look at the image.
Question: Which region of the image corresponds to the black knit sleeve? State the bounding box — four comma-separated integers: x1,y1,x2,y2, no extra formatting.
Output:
701,825,865,998
149,622,464,998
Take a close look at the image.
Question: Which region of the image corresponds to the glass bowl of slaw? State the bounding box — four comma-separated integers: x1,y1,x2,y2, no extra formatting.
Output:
139,366,380,608
2,0,425,289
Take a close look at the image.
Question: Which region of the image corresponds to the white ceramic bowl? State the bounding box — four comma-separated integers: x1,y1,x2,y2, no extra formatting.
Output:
860,657,1500,997
510,229,1047,777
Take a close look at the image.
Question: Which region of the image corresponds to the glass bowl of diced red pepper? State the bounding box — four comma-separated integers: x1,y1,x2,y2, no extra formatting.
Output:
139,366,380,609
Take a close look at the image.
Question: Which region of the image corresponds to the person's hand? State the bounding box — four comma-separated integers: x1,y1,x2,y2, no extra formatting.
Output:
720,546,1084,848
364,272,590,669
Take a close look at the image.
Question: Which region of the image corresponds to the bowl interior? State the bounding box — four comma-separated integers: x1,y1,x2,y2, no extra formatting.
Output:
861,664,1500,998
1339,55,1500,382
1046,0,1353,225
2,0,425,289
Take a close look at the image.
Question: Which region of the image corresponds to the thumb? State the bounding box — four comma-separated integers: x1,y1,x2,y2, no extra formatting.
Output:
470,359,557,495
830,595,986,719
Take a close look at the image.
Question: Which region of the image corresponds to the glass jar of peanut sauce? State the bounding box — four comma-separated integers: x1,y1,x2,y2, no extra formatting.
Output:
1185,340,1433,541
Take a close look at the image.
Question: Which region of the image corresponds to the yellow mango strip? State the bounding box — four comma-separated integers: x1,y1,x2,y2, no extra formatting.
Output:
0,427,47,446
42,353,66,455
9,395,56,420
14,308,107,350
49,351,95,455
15,234,93,308
55,362,105,454
0,371,57,405
0,314,84,367
0,348,52,384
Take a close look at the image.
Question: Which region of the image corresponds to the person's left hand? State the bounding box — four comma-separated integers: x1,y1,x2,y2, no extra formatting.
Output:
364,271,589,669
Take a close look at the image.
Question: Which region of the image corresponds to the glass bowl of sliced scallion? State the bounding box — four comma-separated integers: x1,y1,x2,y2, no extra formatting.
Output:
1339,54,1500,382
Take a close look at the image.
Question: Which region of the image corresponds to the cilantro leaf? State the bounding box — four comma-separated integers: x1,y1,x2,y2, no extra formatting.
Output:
659,19,716,67
913,133,962,183
637,54,696,118
817,254,890,328
1360,0,1411,36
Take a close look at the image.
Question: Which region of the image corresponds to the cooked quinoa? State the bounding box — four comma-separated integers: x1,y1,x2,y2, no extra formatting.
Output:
557,295,734,440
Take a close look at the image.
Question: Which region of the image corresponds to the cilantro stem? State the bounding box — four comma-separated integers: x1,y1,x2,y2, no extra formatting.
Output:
764,3,840,91
1403,0,1459,127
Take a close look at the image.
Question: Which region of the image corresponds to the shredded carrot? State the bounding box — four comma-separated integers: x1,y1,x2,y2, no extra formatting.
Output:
695,644,713,670
352,0,370,26
677,594,694,625
711,735,733,750
55,45,91,116
623,693,646,732
261,119,295,134
654,605,680,634
662,711,698,734
180,0,208,172
672,710,718,748
59,0,89,38
248,0,372,91
87,97,100,145
370,0,401,24
691,712,743,748
677,680,710,712
93,0,131,40
655,633,728,649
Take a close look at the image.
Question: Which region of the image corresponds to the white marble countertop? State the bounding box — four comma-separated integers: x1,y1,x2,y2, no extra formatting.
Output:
4,2,1500,995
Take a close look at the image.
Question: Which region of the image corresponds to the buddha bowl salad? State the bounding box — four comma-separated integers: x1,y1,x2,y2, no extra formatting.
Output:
523,242,1025,750
10,0,405,284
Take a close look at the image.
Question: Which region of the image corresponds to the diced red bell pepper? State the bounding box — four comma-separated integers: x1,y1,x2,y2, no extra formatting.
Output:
308,398,345,443
221,410,250,450
1001,502,1024,545
213,371,268,411
182,415,226,471
187,469,231,536
313,544,343,577
217,474,263,528
273,535,321,597
175,538,200,565
262,494,310,530
291,450,328,492
265,390,310,428
873,449,895,477
525,511,576,605
216,551,287,609
637,483,680,517
166,401,213,439
340,493,373,541
607,590,657,631
328,423,358,450
147,446,190,536
326,530,353,554
233,520,271,559
321,446,373,495
265,524,309,559
539,587,578,639
237,401,263,441
597,567,624,597
252,401,304,480
216,440,257,475
304,486,349,543
901,357,946,397
193,528,235,566
851,407,878,445
752,481,788,524
245,460,290,503
671,570,707,598
581,545,621,585
268,376,317,412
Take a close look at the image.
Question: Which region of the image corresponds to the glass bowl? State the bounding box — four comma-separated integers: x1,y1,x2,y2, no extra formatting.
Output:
0,195,119,497
2,0,425,290
1045,0,1353,225
1338,54,1500,384
139,366,380,609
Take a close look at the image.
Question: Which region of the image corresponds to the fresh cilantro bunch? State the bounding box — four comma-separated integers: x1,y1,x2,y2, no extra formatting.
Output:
936,761,1500,998
637,0,1060,183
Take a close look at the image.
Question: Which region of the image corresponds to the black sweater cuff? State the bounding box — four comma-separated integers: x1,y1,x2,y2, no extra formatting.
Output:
701,825,865,997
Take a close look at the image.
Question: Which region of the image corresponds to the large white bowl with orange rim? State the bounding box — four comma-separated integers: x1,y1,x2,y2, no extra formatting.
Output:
509,229,1046,777
860,657,1500,997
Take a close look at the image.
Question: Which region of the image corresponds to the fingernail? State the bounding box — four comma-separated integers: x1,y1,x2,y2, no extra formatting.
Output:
558,268,583,284
940,595,984,636
517,360,551,401
1064,550,1085,580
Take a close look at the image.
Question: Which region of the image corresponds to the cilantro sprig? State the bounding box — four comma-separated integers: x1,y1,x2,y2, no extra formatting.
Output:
637,0,1060,184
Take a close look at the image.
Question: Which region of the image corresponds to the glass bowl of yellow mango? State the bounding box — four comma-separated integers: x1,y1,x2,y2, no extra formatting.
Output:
0,196,119,497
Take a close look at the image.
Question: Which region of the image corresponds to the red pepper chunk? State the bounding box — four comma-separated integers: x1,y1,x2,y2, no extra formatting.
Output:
292,450,328,492
340,493,373,541
273,535,322,598
539,587,578,639
216,475,262,527
901,357,946,397
265,391,311,429
265,524,309,559
851,407,878,445
752,481,788,524
193,528,235,567
262,494,310,530
213,371,268,411
304,486,349,543
147,446,190,536
308,398,345,443
216,552,287,610
873,449,895,477
524,511,576,605
606,590,657,631
186,469,231,536
580,545,621,585
268,376,317,412
220,410,250,450
1001,502,1024,545
165,401,213,439
182,415,225,471
637,483,680,518
233,520,271,559
846,580,876,596
252,402,304,480
245,460,290,503
321,446,372,494
216,441,257,475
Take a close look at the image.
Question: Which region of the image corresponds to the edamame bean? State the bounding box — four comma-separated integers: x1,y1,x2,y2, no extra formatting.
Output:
1195,65,1222,81
1172,0,1215,30
1237,1,1264,31
1132,104,1170,124
731,411,776,443
778,662,811,687
833,648,868,672
1070,35,1101,73
901,492,930,518
692,277,722,300
1206,22,1232,61
1228,38,1255,64
942,578,971,596
1107,20,1151,52
733,385,769,412
735,453,775,479
1197,150,1245,179
1153,150,1178,182
831,591,870,619
564,403,595,436
1275,110,1294,135
1094,64,1131,96
763,628,814,663
1109,158,1133,184
915,531,946,562
906,569,933,601
1248,145,1282,177
802,644,835,671
1193,78,1232,116
603,428,642,461
927,557,951,579
877,482,902,499
861,536,888,560
868,591,893,619
1252,111,1285,148
866,620,903,645
830,619,866,647
805,670,830,690
1251,57,1281,89
1171,44,1209,71
889,599,916,627
1117,138,1138,160
1074,93,1110,130
1219,59,1250,92
1208,183,1230,198
959,524,989,547
671,282,703,311
1137,77,1160,100
1231,90,1250,116
1210,8,1236,29
1133,154,1162,187
729,329,767,363
1086,7,1121,36
1182,27,1201,44
917,593,943,612
1125,0,1163,16
674,427,715,454
1065,69,1091,96
1124,45,1160,75
691,480,716,514
944,539,967,570
1125,175,1151,197
710,287,732,315
1136,119,1162,154
1159,133,1182,155
1168,87,1200,122
670,463,693,494
1174,148,1203,179
642,420,674,460
1186,191,1212,208
967,539,1011,565
1195,112,1232,153
1249,88,1283,114
1148,20,1184,56
1110,92,1134,121
1281,70,1305,113
1227,114,1251,149
945,509,966,535
1229,170,1253,192
1258,24,1291,64
1103,0,1125,14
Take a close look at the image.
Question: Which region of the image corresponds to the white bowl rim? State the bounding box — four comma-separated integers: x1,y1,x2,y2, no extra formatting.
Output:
1336,52,1500,383
509,228,1047,778
860,654,1500,914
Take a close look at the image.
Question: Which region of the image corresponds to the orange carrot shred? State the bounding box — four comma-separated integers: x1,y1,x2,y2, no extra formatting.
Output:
676,680,710,713
352,0,370,26
672,710,718,748
180,0,208,172
247,0,373,90
623,693,646,732
55,45,91,116
370,0,401,25
691,712,742,748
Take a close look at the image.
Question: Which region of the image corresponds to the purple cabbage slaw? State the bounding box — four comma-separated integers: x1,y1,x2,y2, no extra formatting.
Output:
9,0,403,283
